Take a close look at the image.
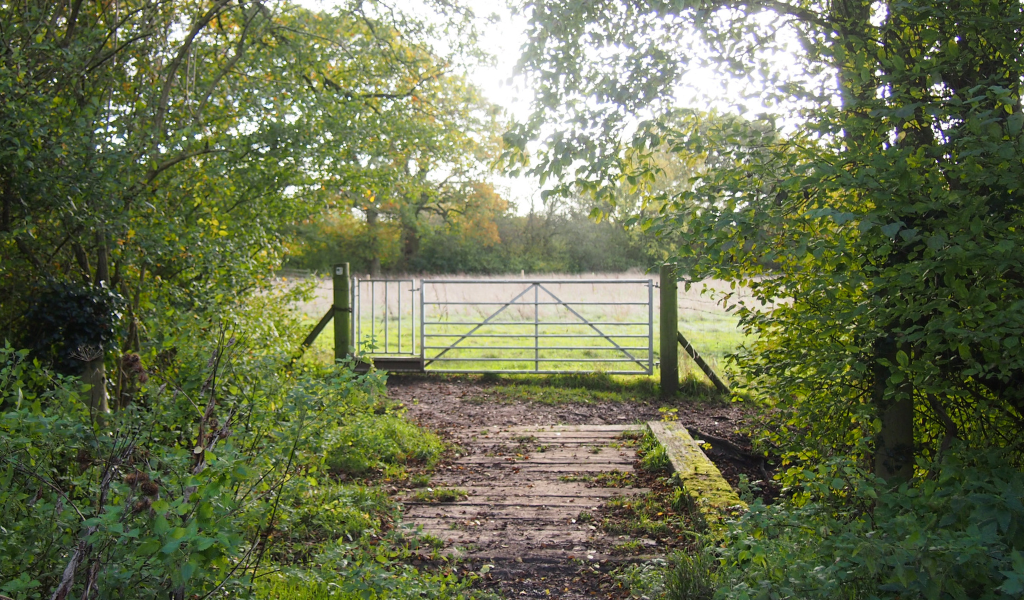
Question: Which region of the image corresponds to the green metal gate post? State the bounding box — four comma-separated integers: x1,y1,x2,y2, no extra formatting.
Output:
660,264,679,396
333,263,352,362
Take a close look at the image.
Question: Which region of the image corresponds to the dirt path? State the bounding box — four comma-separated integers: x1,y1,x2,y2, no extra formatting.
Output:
401,424,648,599
387,376,774,598
388,376,771,492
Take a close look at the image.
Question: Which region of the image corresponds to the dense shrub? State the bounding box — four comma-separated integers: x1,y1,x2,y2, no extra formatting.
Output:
616,452,1024,600
18,283,124,374
0,291,466,599
711,453,1024,600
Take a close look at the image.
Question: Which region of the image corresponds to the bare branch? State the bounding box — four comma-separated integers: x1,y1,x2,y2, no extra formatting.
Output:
753,0,830,29
145,146,226,185
195,6,264,121
152,0,234,140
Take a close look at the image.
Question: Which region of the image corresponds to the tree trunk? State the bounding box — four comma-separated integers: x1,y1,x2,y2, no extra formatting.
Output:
83,356,110,415
1,175,10,232
872,335,914,482
830,1,917,482
366,204,381,276
94,230,109,287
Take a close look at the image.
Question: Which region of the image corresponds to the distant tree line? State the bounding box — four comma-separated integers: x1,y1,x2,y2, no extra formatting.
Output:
283,201,680,275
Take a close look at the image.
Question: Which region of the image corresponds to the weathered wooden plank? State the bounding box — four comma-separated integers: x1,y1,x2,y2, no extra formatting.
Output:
402,528,600,544
469,430,639,439
464,454,635,460
429,464,634,473
465,439,635,446
495,424,642,432
457,456,635,465
403,507,593,520
646,421,745,524
407,489,648,502
405,487,649,500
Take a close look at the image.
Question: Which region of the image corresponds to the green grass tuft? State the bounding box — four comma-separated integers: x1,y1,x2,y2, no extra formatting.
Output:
413,488,468,503
326,414,444,477
638,429,673,473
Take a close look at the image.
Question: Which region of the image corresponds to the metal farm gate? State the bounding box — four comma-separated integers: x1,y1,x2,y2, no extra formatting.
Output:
352,278,654,375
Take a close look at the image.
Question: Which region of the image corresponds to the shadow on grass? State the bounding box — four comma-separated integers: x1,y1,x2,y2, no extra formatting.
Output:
388,371,727,405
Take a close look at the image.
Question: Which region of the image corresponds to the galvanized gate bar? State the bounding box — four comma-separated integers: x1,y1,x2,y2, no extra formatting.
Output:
535,283,645,370
415,321,646,326
418,279,653,284
421,283,539,366
422,301,649,306
416,279,654,375
353,278,417,356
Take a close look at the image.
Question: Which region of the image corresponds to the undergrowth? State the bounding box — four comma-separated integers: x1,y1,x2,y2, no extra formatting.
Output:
0,294,482,600
612,451,1024,600
326,414,444,478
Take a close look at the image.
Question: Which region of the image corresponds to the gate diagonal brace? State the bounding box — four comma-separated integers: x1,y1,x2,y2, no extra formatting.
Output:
301,309,334,349
423,283,539,367
537,284,647,371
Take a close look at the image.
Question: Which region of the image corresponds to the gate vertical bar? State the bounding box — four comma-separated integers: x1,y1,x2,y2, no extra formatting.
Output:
660,265,678,396
534,283,539,373
384,282,389,352
398,281,402,354
419,281,425,361
354,277,360,354
333,263,351,362
370,280,375,351
648,280,654,375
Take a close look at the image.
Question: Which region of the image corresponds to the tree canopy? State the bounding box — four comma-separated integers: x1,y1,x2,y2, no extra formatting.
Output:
507,0,1024,476
1,0,495,343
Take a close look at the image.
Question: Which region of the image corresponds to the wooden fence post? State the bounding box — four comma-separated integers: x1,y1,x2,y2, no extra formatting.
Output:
333,263,351,362
660,264,679,396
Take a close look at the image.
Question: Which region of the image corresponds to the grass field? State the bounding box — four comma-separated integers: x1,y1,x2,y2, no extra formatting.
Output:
288,272,753,386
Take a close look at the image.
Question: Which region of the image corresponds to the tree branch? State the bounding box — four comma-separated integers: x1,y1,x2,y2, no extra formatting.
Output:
16,236,49,277
152,0,233,141
196,2,266,120
60,0,86,47
752,0,829,29
145,146,225,185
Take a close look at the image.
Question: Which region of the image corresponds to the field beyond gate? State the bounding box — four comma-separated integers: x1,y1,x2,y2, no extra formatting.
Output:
348,278,654,374
293,272,751,380
419,279,653,374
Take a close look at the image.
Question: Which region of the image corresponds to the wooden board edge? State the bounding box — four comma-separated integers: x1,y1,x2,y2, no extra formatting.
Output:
646,420,747,527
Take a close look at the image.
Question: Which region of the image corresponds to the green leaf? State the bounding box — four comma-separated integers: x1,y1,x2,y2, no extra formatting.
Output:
138,538,161,555
179,562,196,584
880,222,903,238
1009,112,1024,135
153,515,170,536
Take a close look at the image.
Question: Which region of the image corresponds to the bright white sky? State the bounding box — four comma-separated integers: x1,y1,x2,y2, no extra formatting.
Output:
296,0,541,212
457,1,541,213
294,0,802,214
